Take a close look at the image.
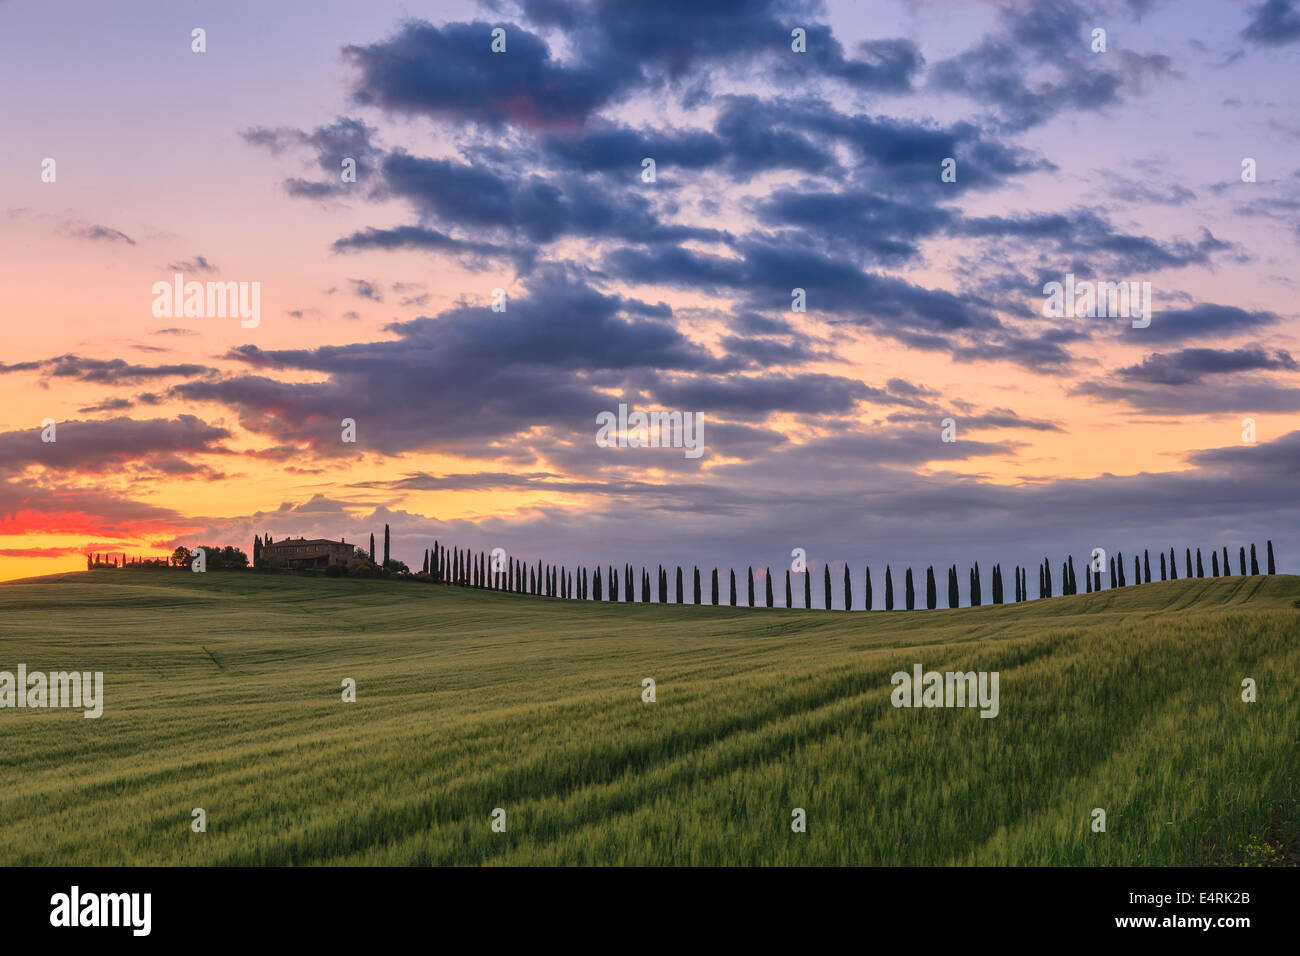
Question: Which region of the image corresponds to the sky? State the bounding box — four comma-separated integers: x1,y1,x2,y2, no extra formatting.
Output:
1,0,1297,598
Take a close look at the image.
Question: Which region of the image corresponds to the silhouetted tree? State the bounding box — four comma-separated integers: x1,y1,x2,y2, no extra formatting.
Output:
1117,552,1126,587
844,564,852,611
1044,560,1052,598
1160,551,1167,581
1195,549,1204,578
785,569,792,608
369,533,375,564
992,565,1002,604
1133,555,1140,587
1085,566,1092,593
804,570,811,609
950,566,960,608
1184,548,1192,579
865,566,873,611
711,568,719,605
1109,557,1116,588
1212,551,1220,576
1222,546,1230,576
971,563,982,606
1067,556,1077,595
765,569,774,608
1250,544,1259,575
885,565,894,611
823,564,831,610
927,565,937,609
1239,546,1247,575
748,566,756,607
676,566,684,603
1143,549,1151,583
383,524,390,566
594,566,603,600
905,568,915,610
1169,548,1177,580
1267,540,1276,575
693,566,701,604
729,568,737,606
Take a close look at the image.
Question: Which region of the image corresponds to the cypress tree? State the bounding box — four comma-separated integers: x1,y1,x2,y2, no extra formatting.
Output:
1212,551,1220,576
711,568,719,605
643,568,650,602
594,566,603,600
885,565,894,611
1067,556,1077,595
1267,540,1276,575
1170,548,1177,580
950,566,960,608
610,566,617,601
1160,551,1167,580
1108,557,1116,588
693,566,701,604
865,566,873,611
1239,546,1247,575
991,565,1002,605
844,564,852,612
927,565,937,609
369,533,375,564
730,569,737,606
1133,555,1140,586
785,569,792,608
676,566,684,603
747,566,755,607
1223,546,1231,576
905,568,915,610
823,564,831,610
1117,552,1125,587
1196,549,1204,578
1185,548,1192,579
1044,560,1052,598
383,524,390,566
422,549,429,574
804,569,812,609
1143,549,1151,583
1250,544,1259,575
765,569,774,608
1085,566,1092,593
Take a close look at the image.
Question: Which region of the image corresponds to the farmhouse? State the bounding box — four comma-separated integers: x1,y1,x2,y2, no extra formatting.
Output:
260,537,355,569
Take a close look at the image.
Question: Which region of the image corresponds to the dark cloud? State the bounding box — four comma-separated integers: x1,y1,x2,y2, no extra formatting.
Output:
0,354,212,384
1121,303,1284,343
1113,347,1298,385
165,255,218,274
0,416,231,476
1241,0,1300,45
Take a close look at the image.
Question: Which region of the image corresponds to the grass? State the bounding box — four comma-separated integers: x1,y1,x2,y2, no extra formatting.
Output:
0,570,1296,865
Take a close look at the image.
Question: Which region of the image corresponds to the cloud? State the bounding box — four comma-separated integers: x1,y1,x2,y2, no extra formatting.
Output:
1241,0,1300,45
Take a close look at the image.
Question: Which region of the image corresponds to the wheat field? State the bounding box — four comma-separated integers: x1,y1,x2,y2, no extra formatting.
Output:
0,570,1296,865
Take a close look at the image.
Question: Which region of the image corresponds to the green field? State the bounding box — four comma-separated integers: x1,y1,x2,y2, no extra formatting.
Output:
1,570,1296,865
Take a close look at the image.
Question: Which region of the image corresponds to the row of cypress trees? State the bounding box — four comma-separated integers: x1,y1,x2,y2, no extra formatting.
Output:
413,539,1280,609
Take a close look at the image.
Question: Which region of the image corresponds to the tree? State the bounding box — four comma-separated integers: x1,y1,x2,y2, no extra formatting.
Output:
693,566,701,604
991,565,1002,605
804,570,811,610
676,566,684,603
971,563,982,606
765,569,773,608
1133,555,1140,587
1109,557,1116,588
865,566,873,611
747,566,755,607
1211,551,1220,576
950,566,960,608
369,533,375,564
1250,544,1259,575
823,564,831,610
1085,566,1092,593
1195,548,1204,578
843,564,852,611
383,524,390,566
1038,564,1044,598
1239,546,1247,575
711,568,719,605
1117,553,1125,587
1169,548,1177,580
905,568,915,610
594,566,603,601
730,569,737,607
927,566,937,609
884,565,894,611
1267,540,1276,575
172,546,191,568
785,569,792,608
1143,549,1151,583
1184,548,1192,579
1160,551,1167,581
1044,560,1052,598
1067,556,1077,595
